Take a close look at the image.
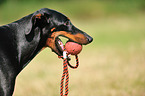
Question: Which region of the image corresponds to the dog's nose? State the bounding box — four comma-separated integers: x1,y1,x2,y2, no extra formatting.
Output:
87,35,93,43
88,36,93,43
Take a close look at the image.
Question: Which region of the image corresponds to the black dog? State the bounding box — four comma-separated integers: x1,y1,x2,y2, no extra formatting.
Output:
0,8,93,96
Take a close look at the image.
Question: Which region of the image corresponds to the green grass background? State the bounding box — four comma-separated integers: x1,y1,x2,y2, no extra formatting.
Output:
0,0,145,96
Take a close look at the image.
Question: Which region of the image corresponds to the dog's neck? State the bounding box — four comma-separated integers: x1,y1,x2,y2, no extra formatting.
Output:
9,19,48,72
17,28,47,71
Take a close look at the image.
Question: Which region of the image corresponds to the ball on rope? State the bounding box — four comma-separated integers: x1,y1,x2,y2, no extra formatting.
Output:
65,41,82,55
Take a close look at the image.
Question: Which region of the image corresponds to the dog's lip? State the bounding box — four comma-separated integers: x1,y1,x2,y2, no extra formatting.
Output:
55,37,64,56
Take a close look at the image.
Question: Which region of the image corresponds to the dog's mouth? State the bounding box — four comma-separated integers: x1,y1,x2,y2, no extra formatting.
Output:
46,35,78,56
45,31,93,56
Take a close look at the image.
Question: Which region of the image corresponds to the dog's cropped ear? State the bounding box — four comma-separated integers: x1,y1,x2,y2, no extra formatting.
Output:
25,13,50,36
32,13,50,28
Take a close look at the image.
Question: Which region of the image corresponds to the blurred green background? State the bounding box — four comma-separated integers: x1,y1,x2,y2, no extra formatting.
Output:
0,0,145,96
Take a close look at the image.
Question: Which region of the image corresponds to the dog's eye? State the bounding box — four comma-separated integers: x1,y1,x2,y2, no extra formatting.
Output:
64,21,70,26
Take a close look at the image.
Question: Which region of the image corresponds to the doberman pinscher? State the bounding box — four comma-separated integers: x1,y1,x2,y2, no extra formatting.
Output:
0,8,93,96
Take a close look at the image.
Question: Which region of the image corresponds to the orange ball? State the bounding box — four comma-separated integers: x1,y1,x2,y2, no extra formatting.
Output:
65,41,82,55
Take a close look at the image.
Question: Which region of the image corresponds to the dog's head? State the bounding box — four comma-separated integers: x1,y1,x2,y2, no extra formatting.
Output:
26,8,93,56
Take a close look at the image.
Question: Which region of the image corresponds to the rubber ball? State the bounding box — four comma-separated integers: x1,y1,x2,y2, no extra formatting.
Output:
65,41,82,55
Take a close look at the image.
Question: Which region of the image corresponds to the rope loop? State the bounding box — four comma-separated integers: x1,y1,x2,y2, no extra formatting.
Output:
60,48,79,96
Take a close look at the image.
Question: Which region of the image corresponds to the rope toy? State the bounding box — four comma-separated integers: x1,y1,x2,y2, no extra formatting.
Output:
59,41,82,96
